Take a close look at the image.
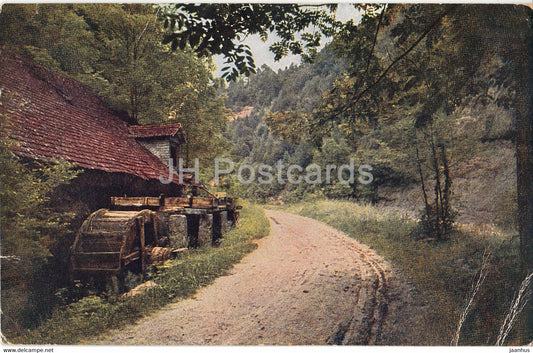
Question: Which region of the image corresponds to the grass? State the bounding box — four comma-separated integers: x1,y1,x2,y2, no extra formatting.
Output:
275,200,522,345
10,201,269,344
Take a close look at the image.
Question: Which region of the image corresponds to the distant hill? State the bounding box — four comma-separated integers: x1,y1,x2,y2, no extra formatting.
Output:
223,46,347,115
219,44,517,230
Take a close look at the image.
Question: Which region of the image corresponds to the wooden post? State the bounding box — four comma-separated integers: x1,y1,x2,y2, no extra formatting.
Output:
137,217,145,274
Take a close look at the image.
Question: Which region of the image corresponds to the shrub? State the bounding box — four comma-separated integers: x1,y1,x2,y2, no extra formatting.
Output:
281,200,521,345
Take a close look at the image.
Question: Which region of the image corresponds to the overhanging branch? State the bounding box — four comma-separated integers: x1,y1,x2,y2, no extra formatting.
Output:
344,4,459,113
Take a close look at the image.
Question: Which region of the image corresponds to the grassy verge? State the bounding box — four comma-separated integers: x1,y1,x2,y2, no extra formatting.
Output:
276,200,522,345
12,201,269,344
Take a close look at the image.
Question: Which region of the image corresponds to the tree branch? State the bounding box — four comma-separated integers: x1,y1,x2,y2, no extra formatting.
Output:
365,4,387,73
346,4,459,112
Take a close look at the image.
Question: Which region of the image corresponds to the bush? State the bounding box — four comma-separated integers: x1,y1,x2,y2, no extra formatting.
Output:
415,203,458,240
0,113,80,336
281,200,521,345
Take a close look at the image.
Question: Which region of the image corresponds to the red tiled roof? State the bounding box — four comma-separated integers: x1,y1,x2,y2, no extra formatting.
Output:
0,53,191,185
129,123,182,138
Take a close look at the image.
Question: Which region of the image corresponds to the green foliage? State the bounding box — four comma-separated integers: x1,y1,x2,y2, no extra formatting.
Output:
219,50,352,202
0,4,229,165
0,155,79,268
223,65,282,110
12,202,269,344
159,4,344,80
280,200,523,345
217,6,522,247
316,4,520,136
0,101,80,334
0,122,79,272
0,4,96,74
264,111,310,144
223,47,347,114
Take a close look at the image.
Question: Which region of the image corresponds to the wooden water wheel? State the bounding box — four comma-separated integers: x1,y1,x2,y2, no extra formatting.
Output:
70,209,166,276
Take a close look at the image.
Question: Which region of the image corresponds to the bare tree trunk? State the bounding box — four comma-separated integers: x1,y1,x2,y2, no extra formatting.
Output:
415,144,431,226
429,134,443,239
441,144,452,232
515,5,533,342
517,9,533,278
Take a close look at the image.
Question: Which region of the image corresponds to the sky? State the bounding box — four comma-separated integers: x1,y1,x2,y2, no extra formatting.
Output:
213,4,363,77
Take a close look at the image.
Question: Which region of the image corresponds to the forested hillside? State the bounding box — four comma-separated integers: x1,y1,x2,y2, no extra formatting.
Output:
0,4,229,166
214,7,532,342
219,47,355,201
220,5,518,230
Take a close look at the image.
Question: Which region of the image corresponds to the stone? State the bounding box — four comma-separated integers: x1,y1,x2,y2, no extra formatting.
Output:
220,211,229,235
168,214,188,248
198,214,213,247
122,280,161,298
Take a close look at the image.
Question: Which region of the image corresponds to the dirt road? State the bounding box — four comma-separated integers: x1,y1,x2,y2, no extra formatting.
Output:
95,210,424,345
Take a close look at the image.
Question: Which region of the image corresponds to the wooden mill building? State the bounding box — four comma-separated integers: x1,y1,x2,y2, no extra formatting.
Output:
0,53,237,276
0,53,193,210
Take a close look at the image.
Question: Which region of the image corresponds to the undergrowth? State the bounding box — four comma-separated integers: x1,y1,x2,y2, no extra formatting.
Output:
277,200,522,345
11,201,269,344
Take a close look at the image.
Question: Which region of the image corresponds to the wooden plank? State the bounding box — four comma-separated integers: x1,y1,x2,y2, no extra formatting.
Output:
122,250,141,265
191,197,216,208
111,197,161,207
81,240,123,252
82,230,124,237
87,222,130,232
172,248,188,253
138,217,145,272
164,197,191,208
161,208,206,215
75,252,122,255
105,211,141,216
81,237,123,245
73,268,120,272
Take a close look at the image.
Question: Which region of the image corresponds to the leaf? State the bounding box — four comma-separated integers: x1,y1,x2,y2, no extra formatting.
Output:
171,38,179,51
162,35,174,45
179,36,187,50
190,34,200,48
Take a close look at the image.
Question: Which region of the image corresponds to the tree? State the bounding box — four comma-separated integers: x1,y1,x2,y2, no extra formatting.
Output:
0,93,80,332
74,4,163,122
264,111,310,145
159,4,347,80
412,113,455,240
162,3,532,339
512,5,533,342
0,4,97,74
317,3,532,339
0,4,230,167
216,3,531,266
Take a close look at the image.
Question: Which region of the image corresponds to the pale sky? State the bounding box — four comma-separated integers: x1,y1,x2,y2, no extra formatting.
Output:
213,4,362,76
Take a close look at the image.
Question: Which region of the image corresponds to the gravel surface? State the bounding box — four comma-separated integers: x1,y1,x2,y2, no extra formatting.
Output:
93,210,425,345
